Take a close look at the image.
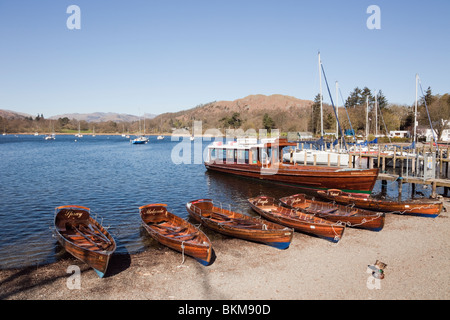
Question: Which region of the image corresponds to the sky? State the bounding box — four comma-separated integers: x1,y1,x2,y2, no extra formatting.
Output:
0,0,449,117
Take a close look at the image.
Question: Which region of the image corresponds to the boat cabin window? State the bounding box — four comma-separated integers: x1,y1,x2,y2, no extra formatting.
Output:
236,149,248,164
226,149,234,163
209,148,225,164
251,148,258,164
260,148,271,165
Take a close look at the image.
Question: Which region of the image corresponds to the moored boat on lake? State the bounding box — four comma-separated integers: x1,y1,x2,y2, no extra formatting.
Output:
140,203,213,265
247,196,345,242
316,189,443,218
204,138,378,195
186,199,294,249
54,205,116,278
279,193,385,231
131,136,149,144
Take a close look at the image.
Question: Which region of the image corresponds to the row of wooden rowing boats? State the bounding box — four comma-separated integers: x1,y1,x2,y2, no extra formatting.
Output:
53,192,443,277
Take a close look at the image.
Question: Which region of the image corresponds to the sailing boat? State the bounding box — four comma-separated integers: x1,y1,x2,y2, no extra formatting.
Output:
286,53,349,166
75,122,83,138
131,114,149,144
45,120,56,140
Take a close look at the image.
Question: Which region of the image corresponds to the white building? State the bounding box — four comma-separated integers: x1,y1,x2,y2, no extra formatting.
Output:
389,130,410,138
424,129,450,142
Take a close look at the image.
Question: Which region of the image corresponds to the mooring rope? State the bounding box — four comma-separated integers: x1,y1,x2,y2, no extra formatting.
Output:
177,240,186,268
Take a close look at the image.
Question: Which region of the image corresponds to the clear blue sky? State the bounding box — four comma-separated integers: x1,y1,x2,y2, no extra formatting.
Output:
0,0,449,117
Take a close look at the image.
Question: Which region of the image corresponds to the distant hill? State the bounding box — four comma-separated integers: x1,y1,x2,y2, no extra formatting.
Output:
49,112,157,122
1,94,315,133
151,94,314,133
0,109,33,119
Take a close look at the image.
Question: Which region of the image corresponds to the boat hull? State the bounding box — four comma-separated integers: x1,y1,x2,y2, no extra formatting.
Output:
280,194,385,231
54,206,116,278
317,189,443,218
186,199,294,250
247,196,345,243
205,162,378,195
140,204,213,265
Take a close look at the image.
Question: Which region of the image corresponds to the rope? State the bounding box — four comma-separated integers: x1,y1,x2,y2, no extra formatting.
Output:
177,241,186,268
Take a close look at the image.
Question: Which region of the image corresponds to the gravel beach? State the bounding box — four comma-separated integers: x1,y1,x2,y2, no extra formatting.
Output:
1,200,449,300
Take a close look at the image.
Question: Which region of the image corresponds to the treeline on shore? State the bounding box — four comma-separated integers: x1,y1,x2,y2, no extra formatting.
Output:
1,87,449,141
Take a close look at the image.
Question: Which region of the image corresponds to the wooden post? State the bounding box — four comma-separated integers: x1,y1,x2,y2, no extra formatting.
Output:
328,153,331,167
304,150,307,166
359,147,362,168
432,181,437,198
313,154,317,166
382,155,385,172
338,155,341,167
377,147,381,168
393,146,397,169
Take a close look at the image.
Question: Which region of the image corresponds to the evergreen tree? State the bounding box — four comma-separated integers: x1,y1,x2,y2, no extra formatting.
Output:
262,113,275,131
309,93,321,134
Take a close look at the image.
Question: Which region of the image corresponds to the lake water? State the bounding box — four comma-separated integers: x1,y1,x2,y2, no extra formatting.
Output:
0,134,433,269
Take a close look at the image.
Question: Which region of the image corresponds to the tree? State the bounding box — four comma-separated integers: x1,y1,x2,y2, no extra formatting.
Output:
220,112,242,129
345,87,362,108
309,94,321,135
420,93,450,140
376,90,388,109
58,117,70,127
262,113,275,131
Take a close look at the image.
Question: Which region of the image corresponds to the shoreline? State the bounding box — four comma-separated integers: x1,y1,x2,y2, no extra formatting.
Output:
1,201,449,300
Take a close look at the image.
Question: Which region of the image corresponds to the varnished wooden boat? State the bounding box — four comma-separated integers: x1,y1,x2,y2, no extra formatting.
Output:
139,204,213,265
316,189,443,218
247,196,345,243
205,138,378,195
279,194,385,231
54,205,116,278
186,199,294,249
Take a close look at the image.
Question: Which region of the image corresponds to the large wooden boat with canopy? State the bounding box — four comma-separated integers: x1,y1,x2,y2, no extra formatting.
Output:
316,189,443,218
54,205,116,278
204,138,378,195
186,199,294,249
140,203,213,265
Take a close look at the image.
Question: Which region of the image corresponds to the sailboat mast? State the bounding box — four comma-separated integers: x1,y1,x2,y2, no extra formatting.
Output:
318,52,323,138
335,81,339,139
375,91,378,137
366,96,369,141
414,73,418,144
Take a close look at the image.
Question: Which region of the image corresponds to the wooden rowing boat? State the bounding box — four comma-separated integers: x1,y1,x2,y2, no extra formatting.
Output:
279,194,385,231
247,196,345,243
54,205,116,278
316,189,443,218
186,199,294,249
139,204,213,265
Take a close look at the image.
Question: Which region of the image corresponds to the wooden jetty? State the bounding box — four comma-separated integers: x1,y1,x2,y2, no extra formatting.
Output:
289,142,450,198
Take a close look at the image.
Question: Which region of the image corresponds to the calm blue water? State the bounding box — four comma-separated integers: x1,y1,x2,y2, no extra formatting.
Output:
0,134,433,269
